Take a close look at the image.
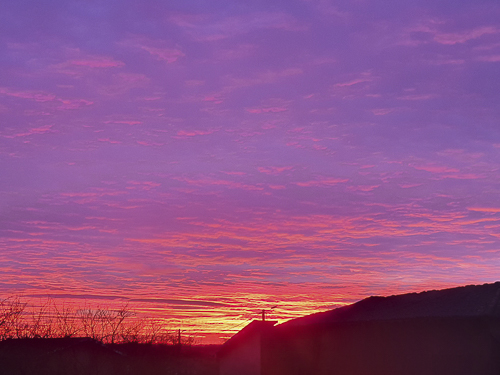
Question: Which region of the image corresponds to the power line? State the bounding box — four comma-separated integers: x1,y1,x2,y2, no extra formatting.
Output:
221,318,253,332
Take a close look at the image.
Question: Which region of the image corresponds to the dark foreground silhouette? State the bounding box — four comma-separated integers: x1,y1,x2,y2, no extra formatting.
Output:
5,282,500,375
219,282,500,375
0,338,219,375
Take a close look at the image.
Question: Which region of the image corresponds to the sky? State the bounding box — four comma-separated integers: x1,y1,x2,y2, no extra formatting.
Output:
1,0,500,343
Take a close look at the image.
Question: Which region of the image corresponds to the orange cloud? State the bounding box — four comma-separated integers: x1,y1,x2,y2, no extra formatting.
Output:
467,207,500,213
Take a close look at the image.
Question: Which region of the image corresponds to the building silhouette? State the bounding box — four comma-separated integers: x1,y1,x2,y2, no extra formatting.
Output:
219,282,500,375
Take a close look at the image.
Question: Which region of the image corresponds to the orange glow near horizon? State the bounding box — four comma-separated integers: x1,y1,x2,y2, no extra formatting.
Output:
2,275,497,344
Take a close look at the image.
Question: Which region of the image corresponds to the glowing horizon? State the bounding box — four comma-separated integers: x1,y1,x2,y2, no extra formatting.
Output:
1,0,500,344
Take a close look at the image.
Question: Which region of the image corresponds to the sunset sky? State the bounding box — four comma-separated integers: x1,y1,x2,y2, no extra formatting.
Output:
1,0,500,343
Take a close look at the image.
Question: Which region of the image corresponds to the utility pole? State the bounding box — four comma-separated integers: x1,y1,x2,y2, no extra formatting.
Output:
178,329,181,346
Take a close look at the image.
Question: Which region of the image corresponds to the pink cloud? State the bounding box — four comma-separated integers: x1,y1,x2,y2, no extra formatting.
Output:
295,178,348,187
229,68,302,88
140,46,185,63
69,59,124,68
174,177,263,191
136,141,164,146
304,0,348,18
51,55,125,77
400,184,423,189
0,87,56,102
427,58,465,65
126,181,161,190
222,171,247,176
216,44,256,60
285,141,306,149
334,78,369,87
246,106,288,114
467,207,500,213
98,138,122,144
168,13,207,28
312,144,327,151
371,108,395,116
413,165,459,173
104,120,143,125
333,72,373,88
258,166,294,175
434,26,498,45
185,80,205,86
347,185,380,192
116,72,149,85
203,95,224,104
4,125,55,138
57,190,128,206
169,12,304,42
397,94,438,101
245,98,291,115
474,42,500,51
403,21,498,47
99,73,150,95
411,164,485,180
24,124,54,135
57,99,93,110
476,55,500,62
443,173,485,180
0,87,93,111
122,37,184,63
175,129,217,137
261,121,278,130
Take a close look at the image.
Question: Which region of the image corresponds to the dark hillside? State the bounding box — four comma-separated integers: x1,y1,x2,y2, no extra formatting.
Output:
266,316,500,375
283,282,500,327
262,282,500,375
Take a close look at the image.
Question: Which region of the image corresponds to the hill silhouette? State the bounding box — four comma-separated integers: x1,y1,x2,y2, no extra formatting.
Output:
259,282,500,375
282,282,500,327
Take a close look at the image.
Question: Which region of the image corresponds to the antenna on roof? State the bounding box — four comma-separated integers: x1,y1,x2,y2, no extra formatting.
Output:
260,306,278,321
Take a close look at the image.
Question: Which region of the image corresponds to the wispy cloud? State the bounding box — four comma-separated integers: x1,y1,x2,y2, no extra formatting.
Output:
121,37,184,63
0,87,56,102
467,207,500,213
0,87,93,111
139,46,185,63
169,11,304,41
258,166,294,175
476,55,500,62
434,26,498,45
52,55,125,76
402,21,499,46
295,178,349,187
3,124,54,138
174,129,218,138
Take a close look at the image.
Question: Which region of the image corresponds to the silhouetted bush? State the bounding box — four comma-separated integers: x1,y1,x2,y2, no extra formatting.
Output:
0,296,186,344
